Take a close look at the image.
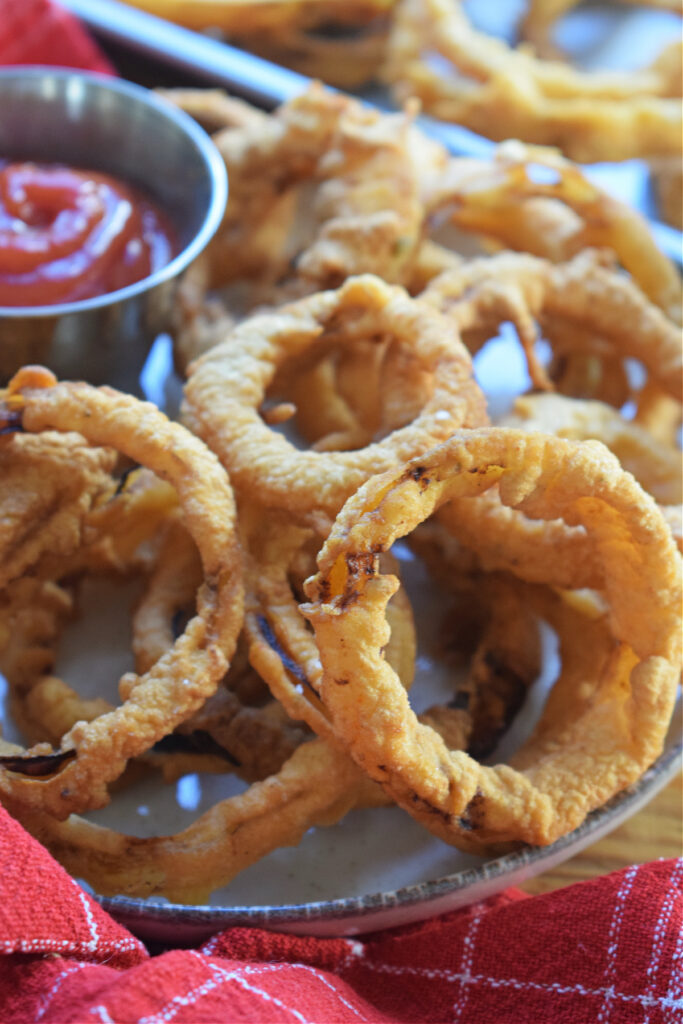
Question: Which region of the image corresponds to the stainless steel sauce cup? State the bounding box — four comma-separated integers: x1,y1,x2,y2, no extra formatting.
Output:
0,67,228,393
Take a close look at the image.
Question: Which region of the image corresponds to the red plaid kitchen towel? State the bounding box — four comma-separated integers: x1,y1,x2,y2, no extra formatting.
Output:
0,805,682,1023
0,0,113,74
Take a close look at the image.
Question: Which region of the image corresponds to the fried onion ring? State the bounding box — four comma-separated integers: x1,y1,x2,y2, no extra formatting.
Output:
0,735,381,903
0,432,116,588
130,518,310,782
170,90,679,381
423,249,683,405
243,504,542,765
302,428,681,851
0,369,244,818
242,508,416,741
422,141,682,322
503,393,682,509
171,86,447,371
521,0,682,60
385,0,682,163
208,86,436,293
183,274,486,522
0,517,545,903
1,513,305,787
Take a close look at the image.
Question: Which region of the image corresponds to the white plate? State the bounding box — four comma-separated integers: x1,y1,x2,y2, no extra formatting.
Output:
1,476,680,943
97,735,682,944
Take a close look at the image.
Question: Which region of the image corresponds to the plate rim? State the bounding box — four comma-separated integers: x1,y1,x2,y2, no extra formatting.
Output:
97,736,682,932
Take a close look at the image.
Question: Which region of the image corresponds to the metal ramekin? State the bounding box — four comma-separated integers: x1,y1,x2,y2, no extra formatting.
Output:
0,67,228,393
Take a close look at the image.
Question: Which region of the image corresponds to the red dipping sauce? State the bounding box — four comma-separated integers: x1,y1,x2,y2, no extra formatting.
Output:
0,161,178,307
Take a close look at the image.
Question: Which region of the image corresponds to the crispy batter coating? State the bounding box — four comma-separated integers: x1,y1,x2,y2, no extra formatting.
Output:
171,91,680,377
437,389,683,582
184,274,486,523
0,508,546,902
208,85,437,292
131,516,203,675
423,249,683,404
436,488,601,590
0,736,382,903
1,506,308,788
131,517,310,782
0,578,75,736
303,429,681,851
504,393,682,509
385,0,682,163
242,507,416,741
423,141,682,322
175,687,310,784
0,433,116,587
411,571,542,761
244,500,542,774
0,372,244,818
171,86,446,371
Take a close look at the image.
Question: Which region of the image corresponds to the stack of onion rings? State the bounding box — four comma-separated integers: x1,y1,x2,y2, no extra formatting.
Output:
0,80,680,903
384,0,682,163
167,88,680,380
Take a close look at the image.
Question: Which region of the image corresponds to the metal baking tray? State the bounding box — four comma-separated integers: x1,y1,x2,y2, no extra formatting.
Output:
62,0,683,264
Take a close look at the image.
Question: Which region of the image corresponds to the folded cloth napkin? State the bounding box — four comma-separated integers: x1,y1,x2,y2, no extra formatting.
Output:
0,805,682,1024
0,0,113,73
1,4,681,1023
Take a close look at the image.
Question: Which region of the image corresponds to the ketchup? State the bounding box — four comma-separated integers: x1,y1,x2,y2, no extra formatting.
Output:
0,161,178,307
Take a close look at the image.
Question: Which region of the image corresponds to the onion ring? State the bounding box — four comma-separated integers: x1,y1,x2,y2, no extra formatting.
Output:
242,508,416,741
385,0,682,163
171,86,445,371
0,735,381,903
302,428,681,851
183,274,486,523
130,519,309,782
423,249,683,405
0,578,76,741
521,0,682,60
503,393,682,509
1,513,304,787
0,368,244,818
243,504,541,765
422,141,682,322
0,431,116,588
0,517,545,902
209,85,435,292
171,89,679,381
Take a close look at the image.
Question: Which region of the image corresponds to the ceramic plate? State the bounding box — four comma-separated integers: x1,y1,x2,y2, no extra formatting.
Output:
98,733,682,945
1,402,679,943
